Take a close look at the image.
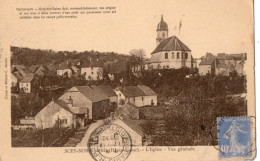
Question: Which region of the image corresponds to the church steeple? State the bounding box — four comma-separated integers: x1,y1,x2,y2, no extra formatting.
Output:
156,15,168,46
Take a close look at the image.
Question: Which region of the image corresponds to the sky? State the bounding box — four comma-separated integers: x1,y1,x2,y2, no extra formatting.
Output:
4,0,254,59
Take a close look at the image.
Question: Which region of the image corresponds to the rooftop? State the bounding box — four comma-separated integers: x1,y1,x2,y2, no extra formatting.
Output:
67,85,109,102
151,36,191,54
114,85,157,97
20,76,34,83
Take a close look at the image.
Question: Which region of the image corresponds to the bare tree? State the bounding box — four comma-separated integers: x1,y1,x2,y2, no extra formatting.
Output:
129,49,146,73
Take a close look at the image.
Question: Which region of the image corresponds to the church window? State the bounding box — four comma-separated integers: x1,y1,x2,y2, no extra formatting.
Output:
177,53,180,59
162,32,165,38
185,53,188,59
165,53,168,59
172,52,174,59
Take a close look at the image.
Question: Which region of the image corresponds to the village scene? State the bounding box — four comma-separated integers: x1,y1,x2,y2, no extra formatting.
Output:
11,15,247,147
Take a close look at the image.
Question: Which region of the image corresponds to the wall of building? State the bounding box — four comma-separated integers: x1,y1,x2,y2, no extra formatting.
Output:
11,74,17,87
115,90,126,105
149,51,192,69
129,95,157,107
19,82,31,93
199,65,212,75
57,69,72,78
59,90,93,119
92,100,109,120
109,96,118,103
113,119,143,146
35,101,74,129
215,68,229,76
156,31,168,46
81,67,103,80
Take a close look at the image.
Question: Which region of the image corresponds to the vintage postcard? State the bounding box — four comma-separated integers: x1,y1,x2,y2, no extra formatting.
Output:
0,0,256,160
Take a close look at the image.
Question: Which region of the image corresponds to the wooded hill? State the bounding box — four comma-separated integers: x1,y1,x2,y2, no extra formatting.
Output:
11,46,130,66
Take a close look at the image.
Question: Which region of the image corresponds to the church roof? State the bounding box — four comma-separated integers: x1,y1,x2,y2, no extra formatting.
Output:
151,36,191,54
157,15,168,31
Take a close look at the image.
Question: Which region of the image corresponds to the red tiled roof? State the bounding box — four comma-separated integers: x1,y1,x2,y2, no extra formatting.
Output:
151,36,191,54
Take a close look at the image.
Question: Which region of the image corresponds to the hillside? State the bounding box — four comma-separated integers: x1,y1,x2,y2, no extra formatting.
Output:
11,46,130,66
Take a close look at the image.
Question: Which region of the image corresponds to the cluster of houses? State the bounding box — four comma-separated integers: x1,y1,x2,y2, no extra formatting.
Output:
13,84,157,146
198,53,246,76
11,64,56,93
11,58,128,94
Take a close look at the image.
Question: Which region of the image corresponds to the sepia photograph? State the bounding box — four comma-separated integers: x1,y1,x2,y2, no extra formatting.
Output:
0,0,255,160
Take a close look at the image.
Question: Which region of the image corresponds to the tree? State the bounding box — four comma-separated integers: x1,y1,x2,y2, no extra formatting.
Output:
129,49,146,72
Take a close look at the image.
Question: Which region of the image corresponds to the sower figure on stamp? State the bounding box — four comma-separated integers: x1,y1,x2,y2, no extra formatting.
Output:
224,120,247,155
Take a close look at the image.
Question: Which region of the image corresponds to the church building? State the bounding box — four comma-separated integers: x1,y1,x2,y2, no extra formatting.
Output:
148,15,195,69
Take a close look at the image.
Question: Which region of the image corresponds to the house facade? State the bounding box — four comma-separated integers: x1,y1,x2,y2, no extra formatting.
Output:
198,58,216,75
19,76,35,93
114,85,157,107
35,100,80,129
57,68,72,78
81,62,103,81
59,86,109,120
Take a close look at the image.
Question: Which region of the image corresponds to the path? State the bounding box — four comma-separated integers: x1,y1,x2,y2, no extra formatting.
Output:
76,120,104,147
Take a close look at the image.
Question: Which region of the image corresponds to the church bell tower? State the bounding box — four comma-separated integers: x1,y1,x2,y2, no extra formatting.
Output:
156,15,168,46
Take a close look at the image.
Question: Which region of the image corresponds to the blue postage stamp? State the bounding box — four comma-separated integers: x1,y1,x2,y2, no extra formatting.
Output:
217,117,252,159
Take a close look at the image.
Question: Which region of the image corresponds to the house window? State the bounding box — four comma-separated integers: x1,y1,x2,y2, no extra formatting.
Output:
177,53,180,59
26,84,28,86
60,119,67,125
91,66,93,70
165,53,168,59
119,93,121,97
172,52,174,59
142,97,144,101
151,100,154,106
185,53,188,59
91,72,93,75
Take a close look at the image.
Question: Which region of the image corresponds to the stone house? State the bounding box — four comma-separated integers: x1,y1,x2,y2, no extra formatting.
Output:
198,58,217,75
57,64,72,78
11,72,23,87
19,76,36,93
35,100,88,129
114,85,157,107
59,85,109,120
104,115,148,146
81,61,103,81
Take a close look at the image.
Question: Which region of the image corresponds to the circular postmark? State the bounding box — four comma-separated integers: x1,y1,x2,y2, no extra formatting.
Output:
88,124,132,161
